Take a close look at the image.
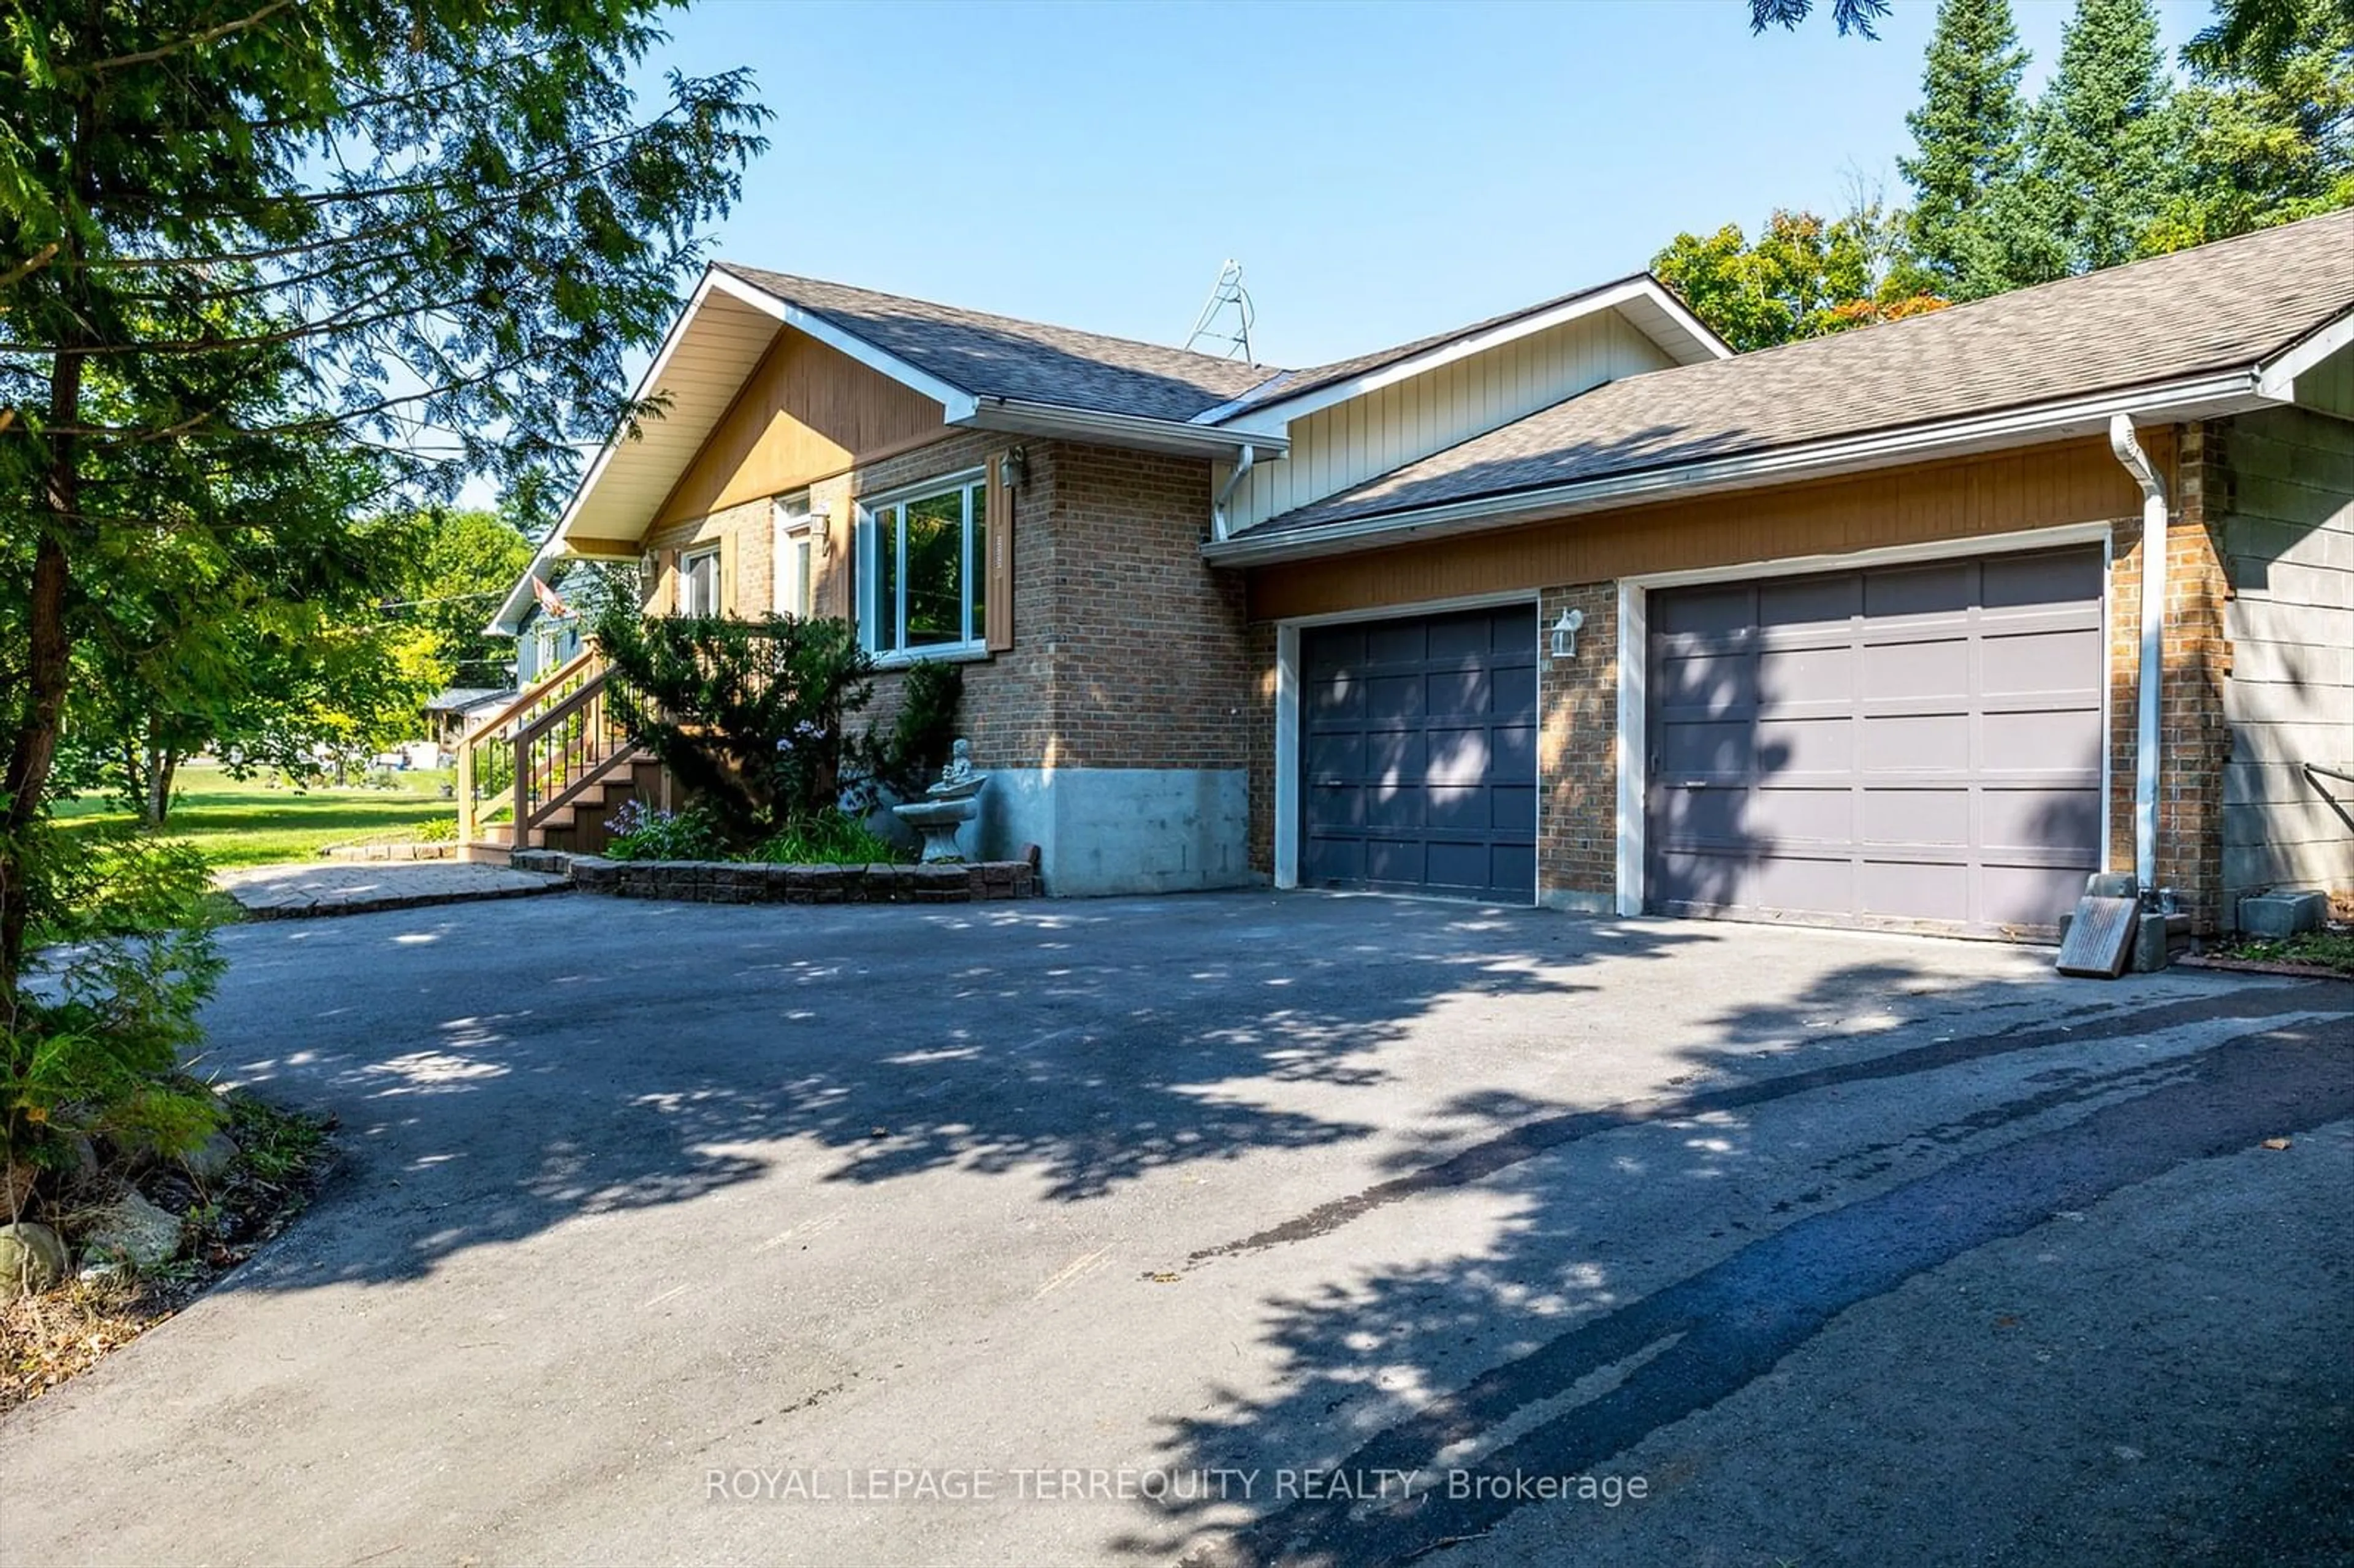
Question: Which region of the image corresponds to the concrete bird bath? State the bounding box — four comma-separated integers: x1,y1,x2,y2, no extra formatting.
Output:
892,740,986,863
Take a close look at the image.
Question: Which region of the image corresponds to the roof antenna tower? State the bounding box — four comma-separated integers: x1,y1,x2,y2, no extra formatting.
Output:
1184,259,1255,362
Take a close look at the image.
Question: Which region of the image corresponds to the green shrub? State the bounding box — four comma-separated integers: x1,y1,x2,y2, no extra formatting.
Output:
863,657,966,805
601,800,727,861
591,609,965,845
4,827,225,1202
593,609,871,842
753,809,908,866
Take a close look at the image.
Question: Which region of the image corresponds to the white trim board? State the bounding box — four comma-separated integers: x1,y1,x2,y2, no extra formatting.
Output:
1209,278,1731,438
708,269,978,421
1611,520,2119,919
2255,302,2354,401
1206,370,2272,567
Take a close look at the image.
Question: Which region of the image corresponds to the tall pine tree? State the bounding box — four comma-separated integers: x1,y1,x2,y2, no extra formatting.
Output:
1899,0,2031,296
2003,0,2173,281
2147,0,2354,251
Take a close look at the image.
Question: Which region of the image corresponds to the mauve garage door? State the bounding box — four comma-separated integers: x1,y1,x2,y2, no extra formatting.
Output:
1301,606,1538,902
1646,546,2104,937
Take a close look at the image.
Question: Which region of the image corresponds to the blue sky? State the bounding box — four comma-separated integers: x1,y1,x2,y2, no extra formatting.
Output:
641,0,2210,369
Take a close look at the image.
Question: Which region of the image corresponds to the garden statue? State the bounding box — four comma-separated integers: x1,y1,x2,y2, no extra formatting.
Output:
892,738,989,861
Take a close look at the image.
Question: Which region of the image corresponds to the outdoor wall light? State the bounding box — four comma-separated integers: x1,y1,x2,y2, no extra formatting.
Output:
809,504,832,555
1002,445,1030,489
1550,607,1585,660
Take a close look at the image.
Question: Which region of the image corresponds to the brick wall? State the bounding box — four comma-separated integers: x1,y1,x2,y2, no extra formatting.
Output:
1536,583,1619,906
821,430,1064,771
1045,444,1248,771
1245,621,1279,875
642,432,1241,782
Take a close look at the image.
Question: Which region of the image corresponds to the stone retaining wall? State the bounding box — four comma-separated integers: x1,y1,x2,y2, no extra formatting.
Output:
510,849,1037,905
322,842,458,862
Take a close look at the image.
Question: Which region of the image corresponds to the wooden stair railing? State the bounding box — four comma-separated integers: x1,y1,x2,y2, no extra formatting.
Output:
457,650,641,851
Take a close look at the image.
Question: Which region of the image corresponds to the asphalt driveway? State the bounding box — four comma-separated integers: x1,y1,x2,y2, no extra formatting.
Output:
3,891,2348,1566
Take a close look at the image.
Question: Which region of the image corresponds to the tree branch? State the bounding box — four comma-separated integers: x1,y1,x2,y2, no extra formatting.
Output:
83,0,300,73
1,243,62,291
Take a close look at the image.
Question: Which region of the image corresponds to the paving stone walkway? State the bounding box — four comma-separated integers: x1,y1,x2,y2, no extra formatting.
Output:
216,860,568,919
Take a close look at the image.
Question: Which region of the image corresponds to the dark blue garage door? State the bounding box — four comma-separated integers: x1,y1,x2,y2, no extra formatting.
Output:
1300,605,1539,903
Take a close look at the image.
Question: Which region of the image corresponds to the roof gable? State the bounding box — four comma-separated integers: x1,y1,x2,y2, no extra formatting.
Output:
1223,208,2354,556
1204,275,1729,433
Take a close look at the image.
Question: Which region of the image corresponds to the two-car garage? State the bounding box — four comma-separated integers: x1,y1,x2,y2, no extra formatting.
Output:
1293,544,2106,938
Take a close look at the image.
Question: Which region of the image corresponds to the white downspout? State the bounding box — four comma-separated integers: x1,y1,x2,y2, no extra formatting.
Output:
1211,443,1256,542
2108,414,2168,892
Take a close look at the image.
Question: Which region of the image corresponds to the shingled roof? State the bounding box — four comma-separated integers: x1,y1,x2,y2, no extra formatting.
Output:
1232,208,2354,549
715,262,1283,424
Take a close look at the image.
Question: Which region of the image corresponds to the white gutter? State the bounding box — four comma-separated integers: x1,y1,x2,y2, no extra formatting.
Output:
1203,369,2271,566
1211,444,1257,542
969,396,1284,459
2107,414,2169,893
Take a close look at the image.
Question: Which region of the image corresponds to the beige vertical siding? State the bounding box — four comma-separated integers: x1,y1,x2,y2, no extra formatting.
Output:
1218,313,1672,531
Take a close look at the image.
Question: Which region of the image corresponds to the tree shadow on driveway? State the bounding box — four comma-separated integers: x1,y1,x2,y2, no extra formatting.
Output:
1126,962,2354,1568
200,891,1706,1291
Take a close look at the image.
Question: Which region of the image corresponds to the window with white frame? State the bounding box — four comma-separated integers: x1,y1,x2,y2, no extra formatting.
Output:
679,545,721,615
773,494,817,619
857,472,986,657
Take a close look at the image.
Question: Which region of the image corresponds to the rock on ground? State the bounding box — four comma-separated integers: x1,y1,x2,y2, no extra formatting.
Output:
180,1131,240,1183
0,1223,69,1301
78,1190,184,1271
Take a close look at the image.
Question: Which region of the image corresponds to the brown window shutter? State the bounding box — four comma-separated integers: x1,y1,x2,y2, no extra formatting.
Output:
655,548,679,614
718,529,739,617
986,454,1015,652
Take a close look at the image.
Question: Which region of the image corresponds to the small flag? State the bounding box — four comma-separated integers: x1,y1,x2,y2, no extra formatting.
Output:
530,574,569,618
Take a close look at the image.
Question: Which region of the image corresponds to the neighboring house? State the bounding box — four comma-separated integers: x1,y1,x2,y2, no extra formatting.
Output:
511,563,589,685
493,210,2354,935
424,687,519,755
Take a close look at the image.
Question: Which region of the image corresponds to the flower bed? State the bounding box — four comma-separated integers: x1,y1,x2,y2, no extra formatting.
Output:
509,848,1037,904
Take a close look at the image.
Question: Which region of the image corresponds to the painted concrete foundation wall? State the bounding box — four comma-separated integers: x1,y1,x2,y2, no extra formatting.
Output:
2220,405,2354,917
981,767,1252,897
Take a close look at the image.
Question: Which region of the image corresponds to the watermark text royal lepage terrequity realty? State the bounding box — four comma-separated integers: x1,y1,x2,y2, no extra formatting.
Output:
704,1466,1649,1507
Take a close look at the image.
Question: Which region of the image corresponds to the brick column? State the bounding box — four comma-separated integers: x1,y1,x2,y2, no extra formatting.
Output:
1536,582,1620,911
2162,422,2231,932
2104,422,2231,933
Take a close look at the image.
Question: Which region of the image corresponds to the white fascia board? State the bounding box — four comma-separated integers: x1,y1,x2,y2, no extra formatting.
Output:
1203,370,2276,567
2255,303,2354,400
533,267,738,571
706,270,979,421
1626,280,1737,363
1208,278,1731,441
968,397,1286,458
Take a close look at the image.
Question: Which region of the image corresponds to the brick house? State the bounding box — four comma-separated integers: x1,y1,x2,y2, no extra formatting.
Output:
492,210,2354,934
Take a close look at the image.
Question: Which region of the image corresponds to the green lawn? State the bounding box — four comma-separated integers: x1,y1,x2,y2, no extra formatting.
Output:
57,766,461,869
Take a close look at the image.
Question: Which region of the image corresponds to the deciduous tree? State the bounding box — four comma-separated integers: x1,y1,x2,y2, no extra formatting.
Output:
1652,208,1945,354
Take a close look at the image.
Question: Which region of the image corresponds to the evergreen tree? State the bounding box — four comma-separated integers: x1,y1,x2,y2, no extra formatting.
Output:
2147,0,2354,251
0,2,767,987
1899,0,2031,295
2002,0,2173,283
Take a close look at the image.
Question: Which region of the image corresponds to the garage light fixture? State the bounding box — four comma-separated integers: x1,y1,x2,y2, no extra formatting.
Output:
1550,607,1585,660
